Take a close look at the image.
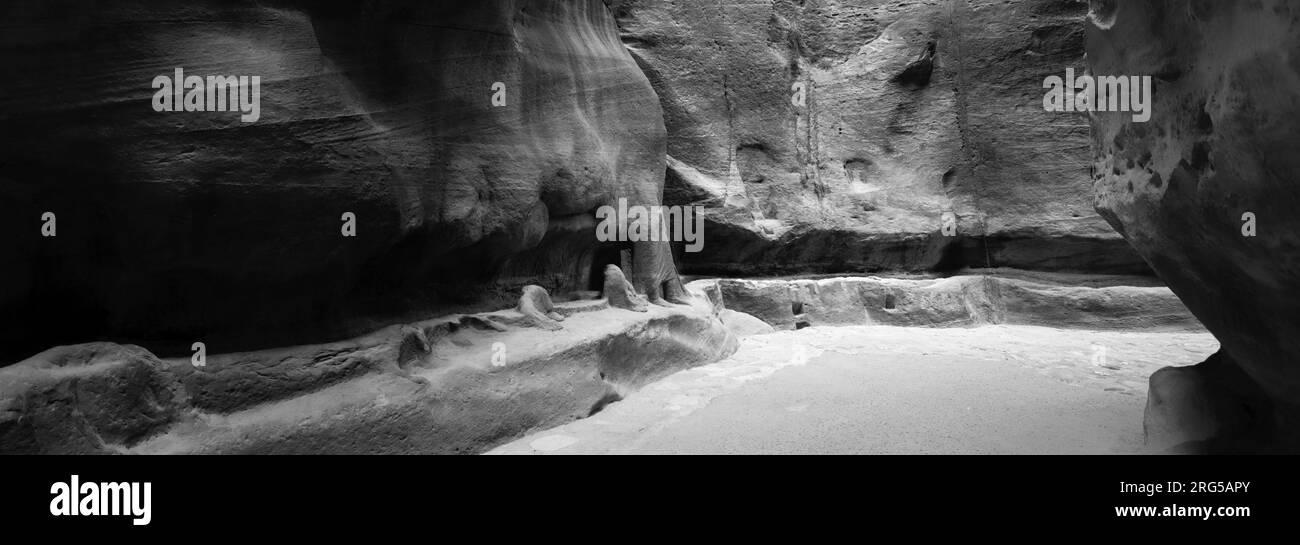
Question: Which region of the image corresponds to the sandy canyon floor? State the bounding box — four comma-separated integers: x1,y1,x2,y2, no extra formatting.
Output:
490,326,1219,455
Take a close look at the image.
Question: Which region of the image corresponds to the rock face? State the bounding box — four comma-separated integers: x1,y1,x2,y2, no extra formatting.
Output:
0,0,679,362
611,0,1148,277
1086,0,1300,450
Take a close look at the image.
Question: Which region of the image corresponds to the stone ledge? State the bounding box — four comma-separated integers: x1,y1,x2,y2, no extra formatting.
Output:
0,295,737,455
688,271,1202,332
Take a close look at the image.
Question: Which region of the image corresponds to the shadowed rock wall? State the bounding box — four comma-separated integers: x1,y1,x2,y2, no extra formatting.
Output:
0,0,679,361
1086,0,1300,451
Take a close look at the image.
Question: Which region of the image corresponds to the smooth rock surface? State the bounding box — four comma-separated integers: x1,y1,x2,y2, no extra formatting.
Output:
1144,350,1276,453
0,296,737,454
719,309,777,337
603,264,650,312
612,0,1147,276
690,270,1202,332
0,0,678,362
1087,0,1300,449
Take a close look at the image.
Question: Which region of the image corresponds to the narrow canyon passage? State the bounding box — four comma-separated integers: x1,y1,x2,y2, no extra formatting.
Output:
491,325,1218,455
2,0,1296,460
4,0,1300,534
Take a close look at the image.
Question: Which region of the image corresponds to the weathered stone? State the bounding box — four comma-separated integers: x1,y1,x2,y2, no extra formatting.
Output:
517,285,565,331
0,0,680,362
0,343,188,454
612,0,1147,277
397,326,432,370
603,265,649,312
1145,351,1275,453
0,299,738,454
692,273,1201,331
717,280,798,330
1087,0,1300,450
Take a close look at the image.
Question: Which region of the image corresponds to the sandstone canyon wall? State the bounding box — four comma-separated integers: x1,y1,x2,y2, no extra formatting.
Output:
0,0,682,361
2,0,1283,455
611,0,1148,276
0,0,1159,363
1087,0,1300,451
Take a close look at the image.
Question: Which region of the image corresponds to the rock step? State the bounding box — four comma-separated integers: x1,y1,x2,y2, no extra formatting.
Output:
0,295,737,455
689,273,1202,332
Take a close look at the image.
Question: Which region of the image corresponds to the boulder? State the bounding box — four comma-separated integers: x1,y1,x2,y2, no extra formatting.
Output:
603,264,649,312
0,343,188,454
517,285,566,331
1144,351,1275,453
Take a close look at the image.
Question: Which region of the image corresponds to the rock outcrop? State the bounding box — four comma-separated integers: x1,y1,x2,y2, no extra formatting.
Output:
1086,0,1300,450
603,264,650,312
0,344,188,454
611,0,1148,277
689,272,1202,332
517,285,566,331
1144,350,1275,453
0,0,679,362
719,309,778,337
0,296,738,454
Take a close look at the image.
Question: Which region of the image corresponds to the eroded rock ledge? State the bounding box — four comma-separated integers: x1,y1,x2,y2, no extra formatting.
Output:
0,0,680,364
1,269,1208,454
690,271,1202,332
0,287,737,455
